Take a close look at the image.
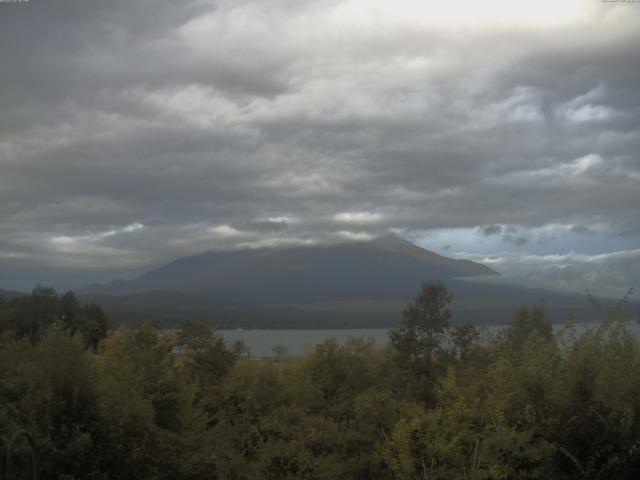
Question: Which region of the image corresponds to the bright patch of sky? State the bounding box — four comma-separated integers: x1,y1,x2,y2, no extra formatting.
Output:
417,226,640,257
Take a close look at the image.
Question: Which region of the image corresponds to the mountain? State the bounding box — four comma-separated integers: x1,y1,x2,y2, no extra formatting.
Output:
0,289,27,301
79,235,635,327
80,234,497,303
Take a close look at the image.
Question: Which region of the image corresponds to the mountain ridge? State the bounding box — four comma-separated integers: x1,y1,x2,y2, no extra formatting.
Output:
79,234,497,302
75,235,635,328
0,289,28,300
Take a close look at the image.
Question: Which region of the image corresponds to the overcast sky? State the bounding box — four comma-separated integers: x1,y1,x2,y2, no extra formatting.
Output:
1,0,639,296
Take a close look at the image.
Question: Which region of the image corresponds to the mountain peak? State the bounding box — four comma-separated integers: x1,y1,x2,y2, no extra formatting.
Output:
81,234,497,300
368,233,444,259
371,232,410,245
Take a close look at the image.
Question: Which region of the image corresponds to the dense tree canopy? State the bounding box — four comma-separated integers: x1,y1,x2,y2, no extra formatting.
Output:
0,284,639,479
0,286,108,348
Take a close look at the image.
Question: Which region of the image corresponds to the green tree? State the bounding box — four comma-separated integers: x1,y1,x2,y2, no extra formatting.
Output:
93,323,204,479
505,305,552,352
0,324,103,479
287,339,374,417
271,344,288,362
0,287,108,348
451,322,480,361
177,320,238,400
389,281,452,402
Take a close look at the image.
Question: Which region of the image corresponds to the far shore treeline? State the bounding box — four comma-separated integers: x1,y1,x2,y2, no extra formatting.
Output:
0,282,639,479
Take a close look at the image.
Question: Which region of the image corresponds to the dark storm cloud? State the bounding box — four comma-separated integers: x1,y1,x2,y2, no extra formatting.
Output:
1,0,639,292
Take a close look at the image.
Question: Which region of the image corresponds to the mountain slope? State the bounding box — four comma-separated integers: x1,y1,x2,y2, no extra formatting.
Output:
81,235,497,303
77,236,639,327
0,289,28,301
79,279,635,328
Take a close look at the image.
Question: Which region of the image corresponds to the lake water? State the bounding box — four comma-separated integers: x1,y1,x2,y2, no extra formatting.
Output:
219,322,640,357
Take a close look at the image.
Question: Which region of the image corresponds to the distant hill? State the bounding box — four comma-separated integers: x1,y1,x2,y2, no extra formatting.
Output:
0,289,27,301
79,278,634,329
78,235,638,328
4,235,634,328
80,234,497,303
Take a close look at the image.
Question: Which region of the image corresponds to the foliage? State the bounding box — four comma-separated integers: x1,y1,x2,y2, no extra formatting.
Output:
0,286,108,348
1,284,640,479
389,281,452,403
503,304,553,352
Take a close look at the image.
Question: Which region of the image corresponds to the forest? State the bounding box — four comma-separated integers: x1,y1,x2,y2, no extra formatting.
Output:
0,283,639,479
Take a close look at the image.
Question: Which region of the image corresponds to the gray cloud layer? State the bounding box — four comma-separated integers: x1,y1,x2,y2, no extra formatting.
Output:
459,249,640,299
1,0,639,293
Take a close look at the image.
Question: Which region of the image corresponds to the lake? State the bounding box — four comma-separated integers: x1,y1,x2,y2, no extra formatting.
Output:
218,321,638,357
